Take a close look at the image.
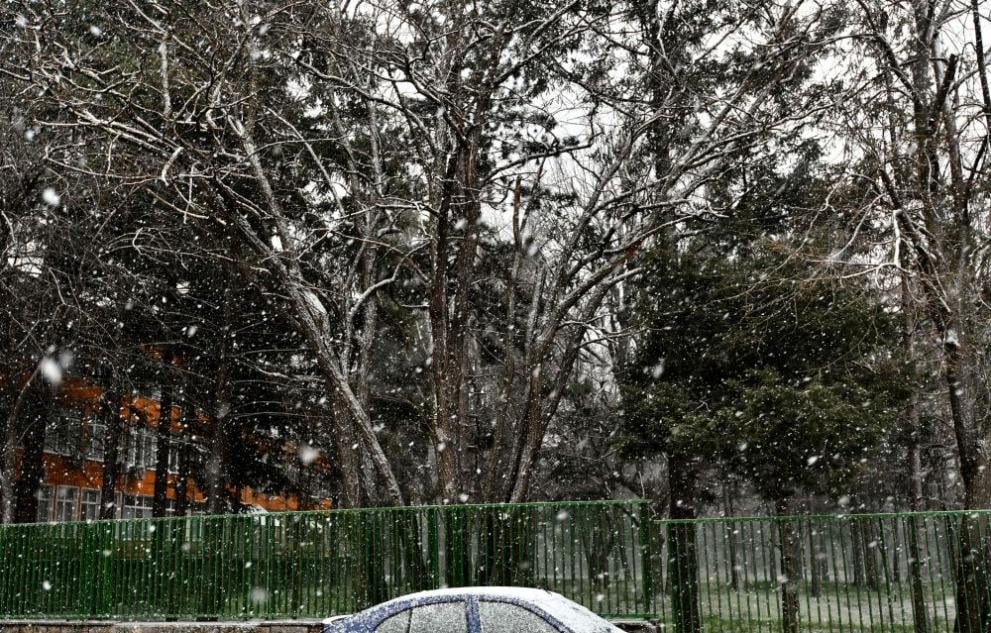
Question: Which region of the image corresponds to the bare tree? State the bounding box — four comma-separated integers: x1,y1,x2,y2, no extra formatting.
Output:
5,0,845,511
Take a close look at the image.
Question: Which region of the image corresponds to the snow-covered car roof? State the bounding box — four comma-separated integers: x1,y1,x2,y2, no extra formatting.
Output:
323,586,623,632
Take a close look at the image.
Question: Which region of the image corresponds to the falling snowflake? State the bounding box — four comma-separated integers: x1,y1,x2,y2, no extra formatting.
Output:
298,443,319,465
39,357,62,386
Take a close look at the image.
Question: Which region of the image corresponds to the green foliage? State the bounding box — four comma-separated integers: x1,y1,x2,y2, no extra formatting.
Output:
720,370,888,501
619,237,903,503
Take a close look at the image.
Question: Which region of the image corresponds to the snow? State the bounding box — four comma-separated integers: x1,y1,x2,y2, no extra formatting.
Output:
298,443,320,465
39,357,62,386
327,587,623,632
945,328,960,348
649,359,665,378
41,188,60,206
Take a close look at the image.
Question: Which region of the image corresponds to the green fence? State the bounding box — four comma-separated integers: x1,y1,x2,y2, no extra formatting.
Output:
0,499,654,621
5,503,991,630
649,510,991,633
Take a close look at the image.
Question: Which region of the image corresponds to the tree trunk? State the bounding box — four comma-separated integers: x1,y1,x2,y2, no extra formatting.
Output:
945,344,991,633
152,346,175,517
100,389,124,520
808,517,821,598
852,515,866,587
1,367,42,524
427,203,460,504
174,439,191,517
776,498,799,633
724,482,740,591
1,403,20,525
861,520,880,591
205,292,233,515
908,436,930,633
174,403,195,518
13,387,49,523
330,397,364,509
667,453,701,633
481,181,524,504
953,513,991,633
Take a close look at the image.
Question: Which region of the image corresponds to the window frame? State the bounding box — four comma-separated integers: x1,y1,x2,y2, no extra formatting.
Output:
79,488,101,521
122,494,153,520
36,484,54,522
370,598,470,633
86,419,107,462
54,486,79,522
476,599,565,633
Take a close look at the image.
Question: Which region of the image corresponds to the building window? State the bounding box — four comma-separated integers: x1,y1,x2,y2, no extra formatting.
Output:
80,489,101,521
126,427,158,471
55,486,78,522
168,444,180,473
36,485,53,522
44,406,83,455
122,494,152,520
86,421,106,462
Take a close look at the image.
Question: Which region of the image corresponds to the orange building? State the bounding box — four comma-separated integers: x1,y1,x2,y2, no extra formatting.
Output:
23,376,330,523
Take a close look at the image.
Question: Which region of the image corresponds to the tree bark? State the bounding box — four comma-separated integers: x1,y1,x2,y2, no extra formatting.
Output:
13,386,49,523
426,178,461,504
724,481,740,591
907,419,930,633
776,497,799,633
152,346,175,517
861,519,880,591
667,453,701,633
205,291,233,515
330,397,364,509
99,389,124,520
808,499,822,598
174,413,192,518
0,367,40,524
953,512,991,633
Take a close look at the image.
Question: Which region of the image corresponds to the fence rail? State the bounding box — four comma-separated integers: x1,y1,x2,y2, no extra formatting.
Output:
4,503,991,631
